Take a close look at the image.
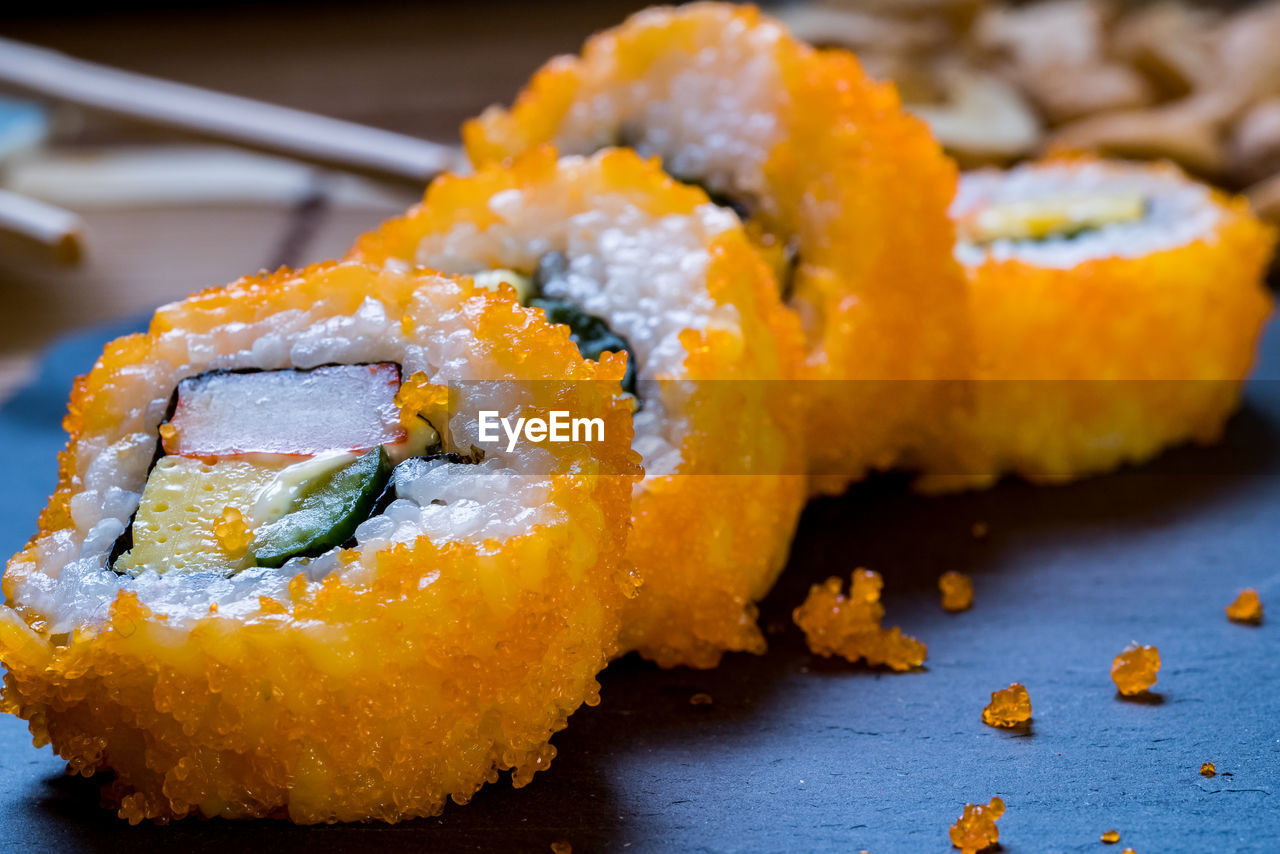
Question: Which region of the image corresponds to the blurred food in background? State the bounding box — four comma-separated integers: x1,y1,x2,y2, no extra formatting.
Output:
779,0,1280,225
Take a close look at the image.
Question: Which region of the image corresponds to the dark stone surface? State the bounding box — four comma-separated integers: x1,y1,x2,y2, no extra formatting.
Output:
0,318,1276,853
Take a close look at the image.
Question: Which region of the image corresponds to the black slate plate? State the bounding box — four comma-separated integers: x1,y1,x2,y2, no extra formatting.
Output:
1,318,1277,854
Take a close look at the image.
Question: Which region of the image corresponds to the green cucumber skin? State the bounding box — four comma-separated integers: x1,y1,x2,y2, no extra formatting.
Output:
252,446,392,569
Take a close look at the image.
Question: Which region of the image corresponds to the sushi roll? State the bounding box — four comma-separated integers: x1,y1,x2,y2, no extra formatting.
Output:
0,262,640,822
464,1,971,494
350,146,808,669
919,157,1275,492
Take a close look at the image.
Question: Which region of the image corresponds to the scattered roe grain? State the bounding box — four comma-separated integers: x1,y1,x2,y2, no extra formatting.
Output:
1200,762,1217,777
1101,829,1121,843
939,571,974,612
213,506,251,556
950,797,1004,853
1111,643,1160,695
792,569,926,671
982,683,1032,727
1226,589,1263,624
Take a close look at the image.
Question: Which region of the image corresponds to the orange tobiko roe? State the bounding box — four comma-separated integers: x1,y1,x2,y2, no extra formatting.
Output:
350,147,808,669
213,506,252,557
982,683,1032,727
792,569,926,671
464,2,970,495
1226,588,1264,624
1111,642,1162,696
939,570,975,612
0,262,640,823
950,796,1005,853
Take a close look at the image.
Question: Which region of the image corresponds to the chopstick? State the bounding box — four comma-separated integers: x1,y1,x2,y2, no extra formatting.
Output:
0,37,466,187
0,188,82,265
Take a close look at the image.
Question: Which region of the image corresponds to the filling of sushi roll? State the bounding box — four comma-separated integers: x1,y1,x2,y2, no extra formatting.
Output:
952,161,1224,269
956,193,1147,245
110,363,467,577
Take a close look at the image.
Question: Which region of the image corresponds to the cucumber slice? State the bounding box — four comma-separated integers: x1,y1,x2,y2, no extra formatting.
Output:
251,446,391,569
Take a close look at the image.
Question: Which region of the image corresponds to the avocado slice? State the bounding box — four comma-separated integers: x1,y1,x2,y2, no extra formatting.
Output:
252,446,392,569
